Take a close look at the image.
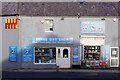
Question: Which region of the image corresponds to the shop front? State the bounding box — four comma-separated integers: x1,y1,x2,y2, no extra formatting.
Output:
30,37,73,68
80,21,110,68
80,36,106,68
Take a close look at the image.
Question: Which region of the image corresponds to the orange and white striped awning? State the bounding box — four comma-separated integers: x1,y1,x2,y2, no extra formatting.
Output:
5,19,18,29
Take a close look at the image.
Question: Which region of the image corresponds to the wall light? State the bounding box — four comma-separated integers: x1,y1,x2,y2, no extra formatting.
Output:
41,20,44,24
113,18,117,22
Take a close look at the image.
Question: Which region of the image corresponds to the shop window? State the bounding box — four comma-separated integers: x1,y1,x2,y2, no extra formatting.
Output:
84,46,101,60
63,49,68,58
44,19,54,32
35,47,56,63
111,48,118,57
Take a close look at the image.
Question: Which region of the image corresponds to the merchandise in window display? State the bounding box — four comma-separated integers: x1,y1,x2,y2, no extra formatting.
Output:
35,47,56,63
84,46,100,60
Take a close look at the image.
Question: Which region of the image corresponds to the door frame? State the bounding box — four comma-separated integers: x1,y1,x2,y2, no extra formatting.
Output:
110,47,119,67
56,47,71,68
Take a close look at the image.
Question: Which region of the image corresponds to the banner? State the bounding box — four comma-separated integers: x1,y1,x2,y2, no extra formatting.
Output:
22,46,34,62
5,19,18,29
32,37,73,44
73,46,79,63
104,45,110,60
9,46,17,62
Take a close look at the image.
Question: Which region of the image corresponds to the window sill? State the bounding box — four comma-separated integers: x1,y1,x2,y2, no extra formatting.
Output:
34,63,56,64
45,31,53,32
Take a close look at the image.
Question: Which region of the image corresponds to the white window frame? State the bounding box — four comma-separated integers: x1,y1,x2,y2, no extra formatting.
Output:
44,19,54,32
34,47,56,64
110,47,119,67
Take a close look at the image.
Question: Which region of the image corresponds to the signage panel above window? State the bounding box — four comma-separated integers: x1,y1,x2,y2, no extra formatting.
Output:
80,21,105,34
32,37,73,44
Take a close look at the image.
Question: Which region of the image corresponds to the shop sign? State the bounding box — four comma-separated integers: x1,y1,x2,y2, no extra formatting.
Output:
73,46,79,63
80,21,105,34
9,46,17,62
104,45,110,60
22,46,34,62
32,37,73,44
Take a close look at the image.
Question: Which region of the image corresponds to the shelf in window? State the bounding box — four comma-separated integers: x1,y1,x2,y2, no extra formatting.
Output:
35,51,41,52
42,55,50,56
35,55,50,56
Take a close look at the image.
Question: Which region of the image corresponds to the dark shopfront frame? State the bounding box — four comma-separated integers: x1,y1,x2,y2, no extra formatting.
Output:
33,44,73,64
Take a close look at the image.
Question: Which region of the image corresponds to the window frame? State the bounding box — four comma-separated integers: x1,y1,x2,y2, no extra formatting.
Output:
44,19,54,32
34,47,56,64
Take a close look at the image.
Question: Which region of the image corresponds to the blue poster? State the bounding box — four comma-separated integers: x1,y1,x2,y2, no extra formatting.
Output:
22,46,34,62
80,21,105,34
9,46,17,62
32,37,73,44
73,46,79,63
104,45,110,60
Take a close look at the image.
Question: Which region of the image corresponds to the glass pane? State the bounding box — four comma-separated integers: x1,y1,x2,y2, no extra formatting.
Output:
58,49,60,58
111,59,118,65
35,48,56,63
63,49,68,58
45,19,53,32
111,48,118,57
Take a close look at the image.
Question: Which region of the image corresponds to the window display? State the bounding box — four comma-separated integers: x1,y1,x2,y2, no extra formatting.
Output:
84,46,101,60
35,47,56,63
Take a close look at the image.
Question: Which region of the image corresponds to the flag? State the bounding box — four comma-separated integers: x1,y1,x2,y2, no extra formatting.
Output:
5,19,18,29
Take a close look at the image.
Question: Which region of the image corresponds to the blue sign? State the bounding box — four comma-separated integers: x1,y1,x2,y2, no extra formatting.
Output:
22,46,34,62
73,46,79,63
104,45,110,60
9,46,17,62
81,21,105,34
32,37,73,44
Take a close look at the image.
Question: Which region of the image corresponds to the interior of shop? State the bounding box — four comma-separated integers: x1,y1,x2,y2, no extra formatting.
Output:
84,46,101,60
34,47,56,63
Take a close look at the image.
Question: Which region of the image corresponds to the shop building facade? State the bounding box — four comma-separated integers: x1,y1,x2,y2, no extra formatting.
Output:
2,2,120,69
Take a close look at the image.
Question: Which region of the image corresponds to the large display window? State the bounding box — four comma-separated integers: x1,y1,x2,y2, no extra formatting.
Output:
84,46,101,60
34,47,56,64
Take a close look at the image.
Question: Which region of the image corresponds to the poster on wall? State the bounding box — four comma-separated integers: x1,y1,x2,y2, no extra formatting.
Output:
22,46,34,62
104,45,110,60
73,46,79,63
9,46,17,62
80,21,105,34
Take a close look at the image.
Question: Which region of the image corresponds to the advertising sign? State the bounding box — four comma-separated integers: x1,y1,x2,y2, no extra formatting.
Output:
22,46,34,62
32,37,73,44
73,46,79,63
104,45,110,60
9,46,17,62
80,21,105,34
